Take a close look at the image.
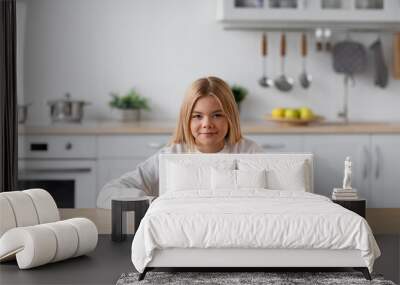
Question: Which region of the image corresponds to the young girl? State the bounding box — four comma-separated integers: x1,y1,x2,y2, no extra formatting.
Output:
97,76,263,208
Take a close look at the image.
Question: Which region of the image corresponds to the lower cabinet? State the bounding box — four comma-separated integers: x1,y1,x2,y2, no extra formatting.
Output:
247,135,304,153
245,134,371,200
303,134,400,208
97,158,144,193
20,133,397,208
370,135,400,208
303,135,371,199
96,135,170,199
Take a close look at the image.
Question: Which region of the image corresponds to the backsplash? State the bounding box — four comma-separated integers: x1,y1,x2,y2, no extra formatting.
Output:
17,0,400,124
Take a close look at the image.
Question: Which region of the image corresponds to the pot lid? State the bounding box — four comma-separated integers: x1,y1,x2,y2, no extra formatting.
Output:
47,93,89,104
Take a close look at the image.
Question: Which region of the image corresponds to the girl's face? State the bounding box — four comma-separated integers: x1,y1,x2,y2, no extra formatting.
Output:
190,96,229,153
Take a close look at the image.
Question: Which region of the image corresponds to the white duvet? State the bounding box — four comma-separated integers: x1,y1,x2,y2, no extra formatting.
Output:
131,190,380,273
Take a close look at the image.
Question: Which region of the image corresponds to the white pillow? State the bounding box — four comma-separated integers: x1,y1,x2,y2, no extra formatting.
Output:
167,163,210,191
211,168,236,190
238,159,309,192
237,169,267,189
211,168,267,191
166,159,235,192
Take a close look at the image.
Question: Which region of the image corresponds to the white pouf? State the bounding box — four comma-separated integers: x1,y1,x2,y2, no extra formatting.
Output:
0,189,98,269
0,196,17,237
24,188,60,223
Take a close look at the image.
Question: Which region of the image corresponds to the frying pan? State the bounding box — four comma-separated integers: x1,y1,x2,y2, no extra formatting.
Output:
333,40,367,77
332,40,367,122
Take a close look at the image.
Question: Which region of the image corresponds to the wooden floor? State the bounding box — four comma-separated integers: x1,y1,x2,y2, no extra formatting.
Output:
0,235,134,285
0,235,398,285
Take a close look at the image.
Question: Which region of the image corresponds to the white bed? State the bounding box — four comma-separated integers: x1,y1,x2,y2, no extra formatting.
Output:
131,153,380,280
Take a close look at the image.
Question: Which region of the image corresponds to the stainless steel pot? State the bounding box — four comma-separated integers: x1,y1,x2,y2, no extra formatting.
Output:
47,93,90,123
18,103,31,124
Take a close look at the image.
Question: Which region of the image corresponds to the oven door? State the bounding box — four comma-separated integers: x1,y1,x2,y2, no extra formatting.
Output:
18,159,96,208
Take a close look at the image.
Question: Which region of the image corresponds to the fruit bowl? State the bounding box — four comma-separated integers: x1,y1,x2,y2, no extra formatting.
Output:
265,115,325,126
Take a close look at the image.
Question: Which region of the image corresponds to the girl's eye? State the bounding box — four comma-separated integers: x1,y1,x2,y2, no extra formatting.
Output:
192,114,202,119
213,113,223,118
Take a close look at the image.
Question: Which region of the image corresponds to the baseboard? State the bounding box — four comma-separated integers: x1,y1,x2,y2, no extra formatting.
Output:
59,208,400,235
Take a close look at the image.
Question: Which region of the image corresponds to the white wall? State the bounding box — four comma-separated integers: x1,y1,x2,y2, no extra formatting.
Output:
19,0,400,124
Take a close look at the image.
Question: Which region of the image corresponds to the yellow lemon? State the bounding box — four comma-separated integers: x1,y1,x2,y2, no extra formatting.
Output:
284,108,300,119
271,108,285,118
299,107,314,120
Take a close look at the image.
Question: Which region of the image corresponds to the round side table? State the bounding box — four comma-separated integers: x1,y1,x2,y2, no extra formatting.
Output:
111,197,153,242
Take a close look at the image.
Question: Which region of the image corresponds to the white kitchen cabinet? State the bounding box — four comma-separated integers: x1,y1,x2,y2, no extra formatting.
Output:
18,132,400,209
96,135,170,195
247,134,304,153
303,135,371,199
301,134,400,208
97,158,143,191
97,135,169,158
217,0,400,30
369,135,400,208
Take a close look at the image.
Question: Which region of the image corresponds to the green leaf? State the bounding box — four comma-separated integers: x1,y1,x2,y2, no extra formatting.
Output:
109,88,150,110
231,84,248,104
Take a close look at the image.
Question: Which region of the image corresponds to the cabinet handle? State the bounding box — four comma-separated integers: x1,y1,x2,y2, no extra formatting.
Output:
375,146,381,179
65,142,73,150
362,146,369,179
261,143,286,150
19,168,92,174
147,142,165,149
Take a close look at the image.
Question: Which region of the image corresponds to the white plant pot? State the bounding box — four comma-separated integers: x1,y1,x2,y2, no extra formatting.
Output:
118,109,141,122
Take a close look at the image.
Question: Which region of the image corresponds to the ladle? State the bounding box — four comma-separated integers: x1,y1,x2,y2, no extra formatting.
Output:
299,33,312,89
274,33,294,92
258,33,273,87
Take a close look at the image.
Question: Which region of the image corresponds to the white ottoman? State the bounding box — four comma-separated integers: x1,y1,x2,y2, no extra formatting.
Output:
0,189,98,269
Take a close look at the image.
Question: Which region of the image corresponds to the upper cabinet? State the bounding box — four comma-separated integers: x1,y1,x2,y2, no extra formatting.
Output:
217,0,400,30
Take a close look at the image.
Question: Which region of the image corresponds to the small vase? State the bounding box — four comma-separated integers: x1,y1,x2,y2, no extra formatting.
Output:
119,109,141,122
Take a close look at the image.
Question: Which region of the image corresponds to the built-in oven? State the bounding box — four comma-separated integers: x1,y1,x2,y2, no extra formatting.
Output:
17,135,97,208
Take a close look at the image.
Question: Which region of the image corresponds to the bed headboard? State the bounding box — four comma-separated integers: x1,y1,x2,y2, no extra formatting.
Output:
159,153,313,196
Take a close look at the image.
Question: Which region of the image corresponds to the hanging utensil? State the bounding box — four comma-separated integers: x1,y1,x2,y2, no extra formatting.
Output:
332,39,367,123
258,33,273,87
324,28,332,51
315,28,323,51
299,33,312,89
333,40,367,76
274,33,294,92
370,37,388,88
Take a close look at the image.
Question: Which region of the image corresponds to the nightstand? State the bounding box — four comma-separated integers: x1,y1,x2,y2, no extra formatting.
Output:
332,198,366,218
111,197,153,242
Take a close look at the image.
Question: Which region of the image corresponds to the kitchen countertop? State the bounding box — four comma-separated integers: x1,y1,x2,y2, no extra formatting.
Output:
18,120,400,135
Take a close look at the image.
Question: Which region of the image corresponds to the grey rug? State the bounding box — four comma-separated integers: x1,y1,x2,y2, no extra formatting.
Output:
116,271,396,285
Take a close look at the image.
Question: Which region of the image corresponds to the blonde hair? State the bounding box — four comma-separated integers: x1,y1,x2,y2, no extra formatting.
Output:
171,76,242,150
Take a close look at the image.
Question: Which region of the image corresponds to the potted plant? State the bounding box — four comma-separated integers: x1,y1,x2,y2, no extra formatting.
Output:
230,84,248,112
109,89,150,121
